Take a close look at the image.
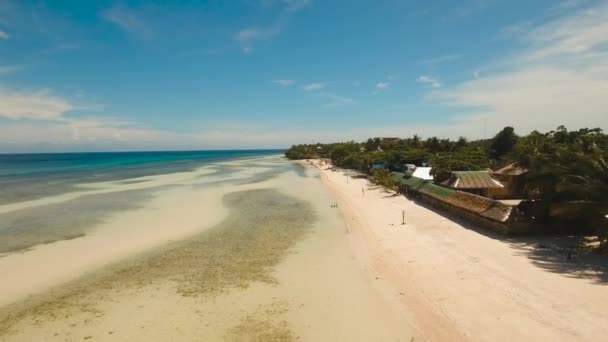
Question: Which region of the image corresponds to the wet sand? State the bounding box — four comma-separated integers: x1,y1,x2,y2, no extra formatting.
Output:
0,157,415,341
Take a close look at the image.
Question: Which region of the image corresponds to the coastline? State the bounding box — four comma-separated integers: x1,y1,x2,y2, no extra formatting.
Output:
0,156,416,341
298,159,608,341
2,155,605,341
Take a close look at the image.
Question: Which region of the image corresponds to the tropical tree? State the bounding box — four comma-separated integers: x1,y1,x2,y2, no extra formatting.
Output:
490,126,518,160
370,169,394,189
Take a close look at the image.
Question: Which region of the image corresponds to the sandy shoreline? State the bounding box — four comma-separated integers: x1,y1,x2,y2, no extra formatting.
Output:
0,157,415,341
2,156,606,341
300,159,608,341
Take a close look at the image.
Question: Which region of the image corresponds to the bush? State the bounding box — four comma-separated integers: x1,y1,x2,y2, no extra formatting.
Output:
370,169,394,189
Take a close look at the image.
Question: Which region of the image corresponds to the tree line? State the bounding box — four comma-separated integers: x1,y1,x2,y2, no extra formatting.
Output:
285,126,608,246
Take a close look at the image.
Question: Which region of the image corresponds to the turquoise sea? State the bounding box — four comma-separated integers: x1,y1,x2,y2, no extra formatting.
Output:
0,150,283,254
0,150,283,205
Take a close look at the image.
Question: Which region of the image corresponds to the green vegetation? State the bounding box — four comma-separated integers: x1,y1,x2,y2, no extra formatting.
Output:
370,169,394,188
286,126,608,244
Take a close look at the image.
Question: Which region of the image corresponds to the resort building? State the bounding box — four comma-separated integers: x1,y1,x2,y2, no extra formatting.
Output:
492,162,529,199
390,173,530,234
441,171,505,198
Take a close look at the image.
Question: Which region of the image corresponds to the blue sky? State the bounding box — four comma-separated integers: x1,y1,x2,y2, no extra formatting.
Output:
0,0,607,152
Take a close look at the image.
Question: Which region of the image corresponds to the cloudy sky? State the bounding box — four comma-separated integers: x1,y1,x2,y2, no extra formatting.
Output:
0,0,607,152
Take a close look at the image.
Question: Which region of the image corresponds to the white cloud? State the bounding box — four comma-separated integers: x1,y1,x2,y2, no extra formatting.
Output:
235,26,279,54
521,6,608,63
548,0,588,14
416,76,442,88
283,0,310,12
0,89,73,120
273,79,295,86
100,5,151,39
0,120,188,151
320,92,354,107
495,21,534,40
443,0,497,21
302,82,325,91
419,54,461,66
428,2,608,137
0,87,141,148
8,2,608,150
235,0,310,54
236,27,278,43
376,82,390,89
0,29,8,40
0,87,166,151
0,65,20,74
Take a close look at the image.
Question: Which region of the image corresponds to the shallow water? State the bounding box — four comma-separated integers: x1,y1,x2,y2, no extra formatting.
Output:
0,188,314,338
0,153,284,255
0,189,159,254
0,156,414,341
0,150,282,204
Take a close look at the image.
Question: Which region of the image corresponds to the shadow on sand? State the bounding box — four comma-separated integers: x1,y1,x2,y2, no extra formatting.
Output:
409,197,608,285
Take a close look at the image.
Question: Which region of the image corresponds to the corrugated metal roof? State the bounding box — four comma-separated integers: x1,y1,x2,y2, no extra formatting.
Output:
391,173,453,198
442,171,504,189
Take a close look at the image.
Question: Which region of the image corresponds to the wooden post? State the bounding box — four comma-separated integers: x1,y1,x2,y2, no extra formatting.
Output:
402,210,405,225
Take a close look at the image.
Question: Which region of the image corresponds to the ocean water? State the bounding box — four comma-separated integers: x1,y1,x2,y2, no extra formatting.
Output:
0,150,283,254
0,150,283,205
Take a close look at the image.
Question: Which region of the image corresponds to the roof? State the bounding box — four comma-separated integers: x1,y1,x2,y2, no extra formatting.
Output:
391,173,454,199
391,174,512,222
498,199,524,206
442,171,504,189
494,162,529,176
412,167,433,181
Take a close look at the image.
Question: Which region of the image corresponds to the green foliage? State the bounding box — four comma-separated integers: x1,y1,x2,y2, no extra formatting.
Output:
285,126,608,242
284,144,323,159
370,169,394,188
329,142,361,166
430,146,491,183
490,126,518,160
285,126,608,202
510,127,608,202
284,126,608,243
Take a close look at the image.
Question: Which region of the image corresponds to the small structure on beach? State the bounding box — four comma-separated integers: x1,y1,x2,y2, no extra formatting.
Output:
403,165,433,181
390,173,531,234
492,162,529,199
412,167,433,181
441,171,504,198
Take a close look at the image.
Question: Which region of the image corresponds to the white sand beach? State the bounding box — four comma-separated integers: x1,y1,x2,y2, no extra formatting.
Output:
303,159,608,341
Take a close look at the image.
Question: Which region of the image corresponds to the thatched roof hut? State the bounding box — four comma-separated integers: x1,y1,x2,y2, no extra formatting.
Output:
441,171,504,190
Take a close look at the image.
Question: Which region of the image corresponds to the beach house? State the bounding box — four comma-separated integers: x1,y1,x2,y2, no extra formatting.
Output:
441,171,505,198
492,162,529,199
